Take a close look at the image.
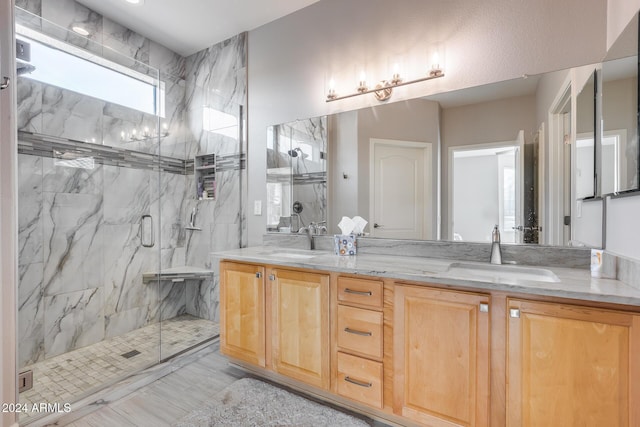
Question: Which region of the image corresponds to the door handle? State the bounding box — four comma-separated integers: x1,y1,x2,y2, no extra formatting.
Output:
373,223,383,228
0,77,9,90
141,215,155,247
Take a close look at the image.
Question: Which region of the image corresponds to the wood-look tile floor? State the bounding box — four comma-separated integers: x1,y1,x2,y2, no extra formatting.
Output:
64,341,247,427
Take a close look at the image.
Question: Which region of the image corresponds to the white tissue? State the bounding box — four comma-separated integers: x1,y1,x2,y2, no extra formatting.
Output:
352,216,368,235
338,216,355,235
337,216,368,235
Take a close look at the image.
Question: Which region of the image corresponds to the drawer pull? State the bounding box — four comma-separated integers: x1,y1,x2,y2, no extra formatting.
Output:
344,376,372,388
344,327,372,337
344,288,372,296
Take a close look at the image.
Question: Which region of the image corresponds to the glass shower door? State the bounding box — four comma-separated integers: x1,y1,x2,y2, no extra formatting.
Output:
15,7,163,424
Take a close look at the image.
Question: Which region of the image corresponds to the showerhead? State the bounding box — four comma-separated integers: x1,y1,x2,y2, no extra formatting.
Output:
287,148,301,157
287,147,308,159
17,61,36,76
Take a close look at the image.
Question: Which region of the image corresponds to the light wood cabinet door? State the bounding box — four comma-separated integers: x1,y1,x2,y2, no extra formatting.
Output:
394,285,490,427
219,262,266,367
272,269,330,389
507,299,640,427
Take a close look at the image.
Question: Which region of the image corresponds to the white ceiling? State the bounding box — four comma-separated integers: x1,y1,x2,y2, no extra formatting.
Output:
76,0,320,57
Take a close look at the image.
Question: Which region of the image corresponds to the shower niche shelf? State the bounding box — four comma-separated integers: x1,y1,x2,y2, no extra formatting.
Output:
195,154,216,200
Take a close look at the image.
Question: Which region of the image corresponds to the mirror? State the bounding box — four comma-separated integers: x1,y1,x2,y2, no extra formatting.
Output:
600,13,639,195
266,117,327,232
265,13,640,247
575,71,596,200
601,57,638,194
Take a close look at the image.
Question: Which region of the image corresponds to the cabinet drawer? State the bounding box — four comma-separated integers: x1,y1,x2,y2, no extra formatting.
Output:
337,305,383,359
337,352,383,409
337,277,383,308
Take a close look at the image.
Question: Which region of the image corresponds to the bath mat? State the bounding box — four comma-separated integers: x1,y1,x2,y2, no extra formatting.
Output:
173,377,370,427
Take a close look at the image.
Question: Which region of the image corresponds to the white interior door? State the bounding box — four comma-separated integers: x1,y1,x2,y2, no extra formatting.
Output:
449,134,523,243
370,139,432,239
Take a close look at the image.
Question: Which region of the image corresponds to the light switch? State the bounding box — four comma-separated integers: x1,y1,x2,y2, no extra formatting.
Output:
253,200,262,216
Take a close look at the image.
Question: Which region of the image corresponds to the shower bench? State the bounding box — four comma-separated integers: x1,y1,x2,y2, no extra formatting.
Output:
142,266,214,284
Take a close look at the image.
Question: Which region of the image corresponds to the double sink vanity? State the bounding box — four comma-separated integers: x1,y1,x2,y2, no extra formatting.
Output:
230,10,640,427
216,243,640,426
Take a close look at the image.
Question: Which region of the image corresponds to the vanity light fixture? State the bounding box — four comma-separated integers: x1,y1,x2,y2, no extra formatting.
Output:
326,63,444,103
120,123,169,142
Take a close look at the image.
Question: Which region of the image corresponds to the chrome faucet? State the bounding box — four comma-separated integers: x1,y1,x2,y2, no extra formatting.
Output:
490,225,502,265
299,223,316,250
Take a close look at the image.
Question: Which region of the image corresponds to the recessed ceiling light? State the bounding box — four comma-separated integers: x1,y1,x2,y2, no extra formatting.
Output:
72,26,89,36
124,0,144,4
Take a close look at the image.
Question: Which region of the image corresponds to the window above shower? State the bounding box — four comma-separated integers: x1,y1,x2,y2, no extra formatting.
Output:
16,25,163,117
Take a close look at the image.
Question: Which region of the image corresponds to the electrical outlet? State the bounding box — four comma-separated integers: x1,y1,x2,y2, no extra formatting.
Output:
254,200,262,216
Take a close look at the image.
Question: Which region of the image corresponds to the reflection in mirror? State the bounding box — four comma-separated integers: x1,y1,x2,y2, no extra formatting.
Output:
266,117,327,233
451,139,522,243
575,71,596,199
601,56,638,193
601,12,639,195
266,67,622,248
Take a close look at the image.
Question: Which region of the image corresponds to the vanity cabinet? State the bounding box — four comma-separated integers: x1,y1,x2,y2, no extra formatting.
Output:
219,262,266,367
393,284,491,427
220,258,640,427
271,268,330,389
506,299,640,427
220,262,330,389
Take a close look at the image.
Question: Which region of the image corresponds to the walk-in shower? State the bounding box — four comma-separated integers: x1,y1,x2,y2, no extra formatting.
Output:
14,6,221,424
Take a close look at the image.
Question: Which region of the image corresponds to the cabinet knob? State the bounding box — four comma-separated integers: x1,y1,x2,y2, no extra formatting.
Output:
510,308,521,318
255,272,262,278
479,303,489,313
268,274,275,281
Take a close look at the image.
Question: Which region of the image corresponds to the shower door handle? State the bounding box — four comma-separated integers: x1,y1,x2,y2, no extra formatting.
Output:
141,215,155,248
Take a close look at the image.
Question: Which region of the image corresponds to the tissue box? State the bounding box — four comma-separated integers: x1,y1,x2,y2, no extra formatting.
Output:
334,234,357,256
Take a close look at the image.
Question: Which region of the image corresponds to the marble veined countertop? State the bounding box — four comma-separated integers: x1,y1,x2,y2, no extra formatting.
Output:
213,246,640,307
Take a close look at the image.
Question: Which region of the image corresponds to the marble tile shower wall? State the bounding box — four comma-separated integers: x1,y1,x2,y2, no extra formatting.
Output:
289,117,327,228
182,33,248,326
15,0,247,368
15,0,188,158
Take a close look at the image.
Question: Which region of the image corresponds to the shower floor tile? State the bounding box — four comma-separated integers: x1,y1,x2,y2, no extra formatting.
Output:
19,315,218,423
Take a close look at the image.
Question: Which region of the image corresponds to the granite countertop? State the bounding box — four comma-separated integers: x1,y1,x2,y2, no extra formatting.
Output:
213,246,640,307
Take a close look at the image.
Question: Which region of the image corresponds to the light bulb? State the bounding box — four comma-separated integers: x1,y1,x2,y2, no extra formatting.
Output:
327,78,337,100
357,72,368,92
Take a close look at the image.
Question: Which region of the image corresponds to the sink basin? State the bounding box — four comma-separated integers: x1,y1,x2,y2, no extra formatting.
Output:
444,262,560,283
